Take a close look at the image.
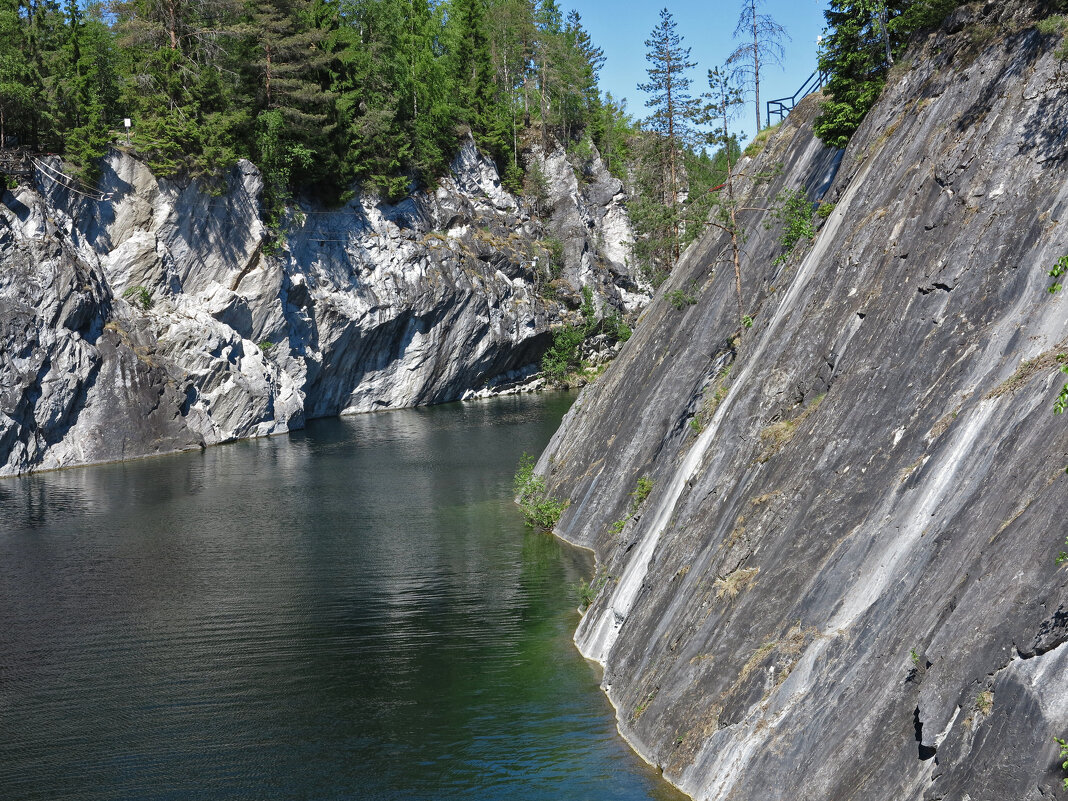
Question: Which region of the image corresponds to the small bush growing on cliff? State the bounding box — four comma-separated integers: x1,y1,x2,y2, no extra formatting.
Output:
602,310,632,343
743,122,781,159
572,569,609,611
539,287,632,384
666,282,698,309
1056,737,1068,789
541,236,565,278
580,285,597,329
524,161,552,216
1047,256,1068,481
1048,254,1067,294
541,324,586,381
631,476,654,508
771,189,815,265
1037,15,1068,36
605,476,656,536
122,285,153,311
513,453,570,531
1037,15,1068,59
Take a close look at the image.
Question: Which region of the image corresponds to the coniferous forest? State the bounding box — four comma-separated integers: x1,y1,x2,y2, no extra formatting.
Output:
0,0,984,280
0,0,616,200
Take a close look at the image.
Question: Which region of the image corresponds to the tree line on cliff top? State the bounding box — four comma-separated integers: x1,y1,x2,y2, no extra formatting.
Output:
0,0,977,273
0,0,615,204
628,0,970,283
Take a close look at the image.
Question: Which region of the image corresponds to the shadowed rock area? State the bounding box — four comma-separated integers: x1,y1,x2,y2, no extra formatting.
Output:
536,6,1068,800
1,136,643,475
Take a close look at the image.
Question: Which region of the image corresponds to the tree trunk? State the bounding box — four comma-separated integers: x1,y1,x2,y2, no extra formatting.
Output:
752,7,761,131
265,42,273,108
167,0,179,49
539,55,548,149
722,98,743,324
878,3,893,66
665,47,680,262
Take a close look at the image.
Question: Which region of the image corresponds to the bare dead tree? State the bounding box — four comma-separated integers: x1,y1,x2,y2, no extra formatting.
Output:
726,0,789,132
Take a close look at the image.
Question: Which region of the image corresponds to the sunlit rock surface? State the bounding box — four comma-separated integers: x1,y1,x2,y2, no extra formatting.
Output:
1,137,641,475
537,7,1068,800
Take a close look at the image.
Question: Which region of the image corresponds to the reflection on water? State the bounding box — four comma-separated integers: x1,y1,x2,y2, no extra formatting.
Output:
0,395,686,801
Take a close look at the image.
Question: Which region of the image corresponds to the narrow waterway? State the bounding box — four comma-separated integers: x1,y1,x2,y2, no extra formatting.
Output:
0,394,686,801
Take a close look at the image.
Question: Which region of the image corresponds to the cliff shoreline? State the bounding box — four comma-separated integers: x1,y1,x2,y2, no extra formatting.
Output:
1,136,643,476
540,6,1068,800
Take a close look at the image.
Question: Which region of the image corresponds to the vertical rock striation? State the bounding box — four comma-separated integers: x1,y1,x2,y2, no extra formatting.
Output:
0,136,641,475
538,7,1068,800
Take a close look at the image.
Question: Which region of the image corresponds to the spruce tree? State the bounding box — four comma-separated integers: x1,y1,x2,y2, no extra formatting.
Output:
559,10,603,145
58,0,120,181
488,0,536,178
0,0,34,149
637,7,699,262
814,0,902,148
450,0,508,162
244,0,335,196
533,0,561,147
405,0,454,181
814,0,960,148
329,0,407,196
113,0,244,176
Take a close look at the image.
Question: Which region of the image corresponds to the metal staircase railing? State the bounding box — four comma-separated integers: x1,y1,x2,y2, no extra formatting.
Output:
766,70,827,126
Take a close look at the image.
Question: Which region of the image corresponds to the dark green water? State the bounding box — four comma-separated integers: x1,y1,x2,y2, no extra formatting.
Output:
0,394,685,801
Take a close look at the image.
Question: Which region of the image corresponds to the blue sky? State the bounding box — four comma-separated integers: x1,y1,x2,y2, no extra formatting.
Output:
565,0,831,145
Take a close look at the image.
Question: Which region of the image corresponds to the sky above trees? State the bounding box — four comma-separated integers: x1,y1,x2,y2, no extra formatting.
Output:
566,0,827,143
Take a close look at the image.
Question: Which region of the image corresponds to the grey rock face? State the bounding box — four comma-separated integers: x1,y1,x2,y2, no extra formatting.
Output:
0,192,204,471
537,12,1068,801
0,136,641,475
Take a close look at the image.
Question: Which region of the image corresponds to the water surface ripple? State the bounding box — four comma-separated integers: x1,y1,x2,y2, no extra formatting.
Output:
0,394,684,801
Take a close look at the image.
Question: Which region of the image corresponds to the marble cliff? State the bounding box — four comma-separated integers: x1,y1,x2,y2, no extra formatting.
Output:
0,137,641,475
537,5,1068,800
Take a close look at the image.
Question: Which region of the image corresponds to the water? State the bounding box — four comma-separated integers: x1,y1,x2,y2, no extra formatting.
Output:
0,394,686,801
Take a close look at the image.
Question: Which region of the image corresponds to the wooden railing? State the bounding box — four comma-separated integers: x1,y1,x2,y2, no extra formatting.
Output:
0,148,34,177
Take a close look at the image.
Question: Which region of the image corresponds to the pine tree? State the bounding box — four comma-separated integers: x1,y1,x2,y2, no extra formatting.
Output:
637,7,699,262
704,65,746,325
726,0,789,132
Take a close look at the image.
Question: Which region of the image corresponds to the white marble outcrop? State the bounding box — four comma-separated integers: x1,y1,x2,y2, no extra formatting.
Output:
0,137,642,475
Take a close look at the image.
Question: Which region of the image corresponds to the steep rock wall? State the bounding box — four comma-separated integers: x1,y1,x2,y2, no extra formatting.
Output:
0,138,641,475
538,6,1068,801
